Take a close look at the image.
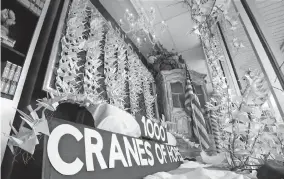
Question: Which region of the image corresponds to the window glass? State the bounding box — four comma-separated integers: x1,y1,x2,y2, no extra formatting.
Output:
254,0,284,75
171,82,183,93
172,94,181,108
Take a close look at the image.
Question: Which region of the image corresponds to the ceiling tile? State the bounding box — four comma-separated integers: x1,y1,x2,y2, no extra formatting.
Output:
154,23,176,51
181,47,205,61
154,0,182,8
137,0,163,25
155,1,189,21
166,13,200,51
100,0,203,58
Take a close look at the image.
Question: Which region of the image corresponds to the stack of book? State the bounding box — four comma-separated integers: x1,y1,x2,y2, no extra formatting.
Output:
1,61,22,98
17,0,46,16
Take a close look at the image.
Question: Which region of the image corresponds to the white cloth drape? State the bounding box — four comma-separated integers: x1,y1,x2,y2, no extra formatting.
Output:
144,161,253,179
88,103,141,138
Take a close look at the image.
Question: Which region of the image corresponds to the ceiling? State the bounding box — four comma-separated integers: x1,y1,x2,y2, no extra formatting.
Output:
99,0,208,74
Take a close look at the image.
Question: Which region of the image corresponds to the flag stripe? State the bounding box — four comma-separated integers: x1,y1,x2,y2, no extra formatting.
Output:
184,68,210,150
193,127,210,149
192,102,207,129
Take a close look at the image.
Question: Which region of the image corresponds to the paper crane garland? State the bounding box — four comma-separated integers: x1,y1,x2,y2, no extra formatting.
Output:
5,91,103,156
5,92,63,155
6,122,39,155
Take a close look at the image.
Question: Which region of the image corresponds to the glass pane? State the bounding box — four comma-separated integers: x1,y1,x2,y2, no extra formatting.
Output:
179,94,185,109
281,62,284,75
218,0,284,121
171,82,183,93
254,0,284,72
172,94,181,108
219,3,262,89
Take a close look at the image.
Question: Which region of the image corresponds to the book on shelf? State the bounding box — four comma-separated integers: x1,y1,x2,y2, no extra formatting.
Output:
1,61,12,92
17,0,45,16
1,61,22,97
1,35,16,48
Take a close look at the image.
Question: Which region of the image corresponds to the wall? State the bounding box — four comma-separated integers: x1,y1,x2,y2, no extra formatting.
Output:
183,46,213,94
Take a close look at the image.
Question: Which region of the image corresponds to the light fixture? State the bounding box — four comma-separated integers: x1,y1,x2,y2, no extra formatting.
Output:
119,6,167,47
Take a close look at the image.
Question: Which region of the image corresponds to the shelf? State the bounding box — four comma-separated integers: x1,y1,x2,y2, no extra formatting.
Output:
1,43,26,58
1,93,14,100
16,0,42,17
2,0,39,55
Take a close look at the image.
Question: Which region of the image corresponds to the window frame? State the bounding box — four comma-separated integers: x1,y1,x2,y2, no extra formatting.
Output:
232,0,284,121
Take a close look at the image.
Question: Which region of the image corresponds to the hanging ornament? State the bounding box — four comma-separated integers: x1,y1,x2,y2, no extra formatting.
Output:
6,122,39,155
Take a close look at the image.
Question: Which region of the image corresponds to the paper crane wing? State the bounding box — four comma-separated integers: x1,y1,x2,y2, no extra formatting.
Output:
16,127,39,155
18,135,37,155
230,26,237,31
36,100,55,111
20,116,34,129
17,126,35,140
34,111,50,136
27,105,39,121
16,109,34,124
231,20,238,26
7,136,23,154
9,136,23,145
9,121,18,135
36,94,66,111
7,143,15,154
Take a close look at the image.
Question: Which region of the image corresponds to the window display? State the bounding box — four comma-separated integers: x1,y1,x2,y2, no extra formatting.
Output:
1,0,284,179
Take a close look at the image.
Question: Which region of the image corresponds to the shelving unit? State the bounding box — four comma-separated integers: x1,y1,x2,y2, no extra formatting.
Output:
1,0,51,166
1,0,39,53
17,0,44,17
1,43,25,58
1,0,40,100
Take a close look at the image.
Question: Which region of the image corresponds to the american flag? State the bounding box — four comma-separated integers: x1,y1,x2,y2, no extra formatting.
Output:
184,68,210,150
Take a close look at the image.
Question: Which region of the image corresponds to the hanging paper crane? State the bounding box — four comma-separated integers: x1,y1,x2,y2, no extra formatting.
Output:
6,122,39,154
16,105,50,136
232,38,245,49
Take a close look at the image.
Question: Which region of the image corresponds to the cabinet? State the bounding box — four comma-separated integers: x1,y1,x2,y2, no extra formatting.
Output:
0,0,51,165
156,69,209,135
156,69,191,136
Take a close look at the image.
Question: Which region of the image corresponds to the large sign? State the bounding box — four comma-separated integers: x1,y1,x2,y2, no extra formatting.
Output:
42,119,182,179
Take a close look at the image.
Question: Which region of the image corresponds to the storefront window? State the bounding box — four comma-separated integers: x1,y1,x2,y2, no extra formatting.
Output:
170,82,185,109
254,0,284,76
217,0,284,121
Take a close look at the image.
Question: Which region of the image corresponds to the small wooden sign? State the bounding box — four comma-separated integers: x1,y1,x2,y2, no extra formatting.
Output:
136,115,168,143
42,119,182,179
